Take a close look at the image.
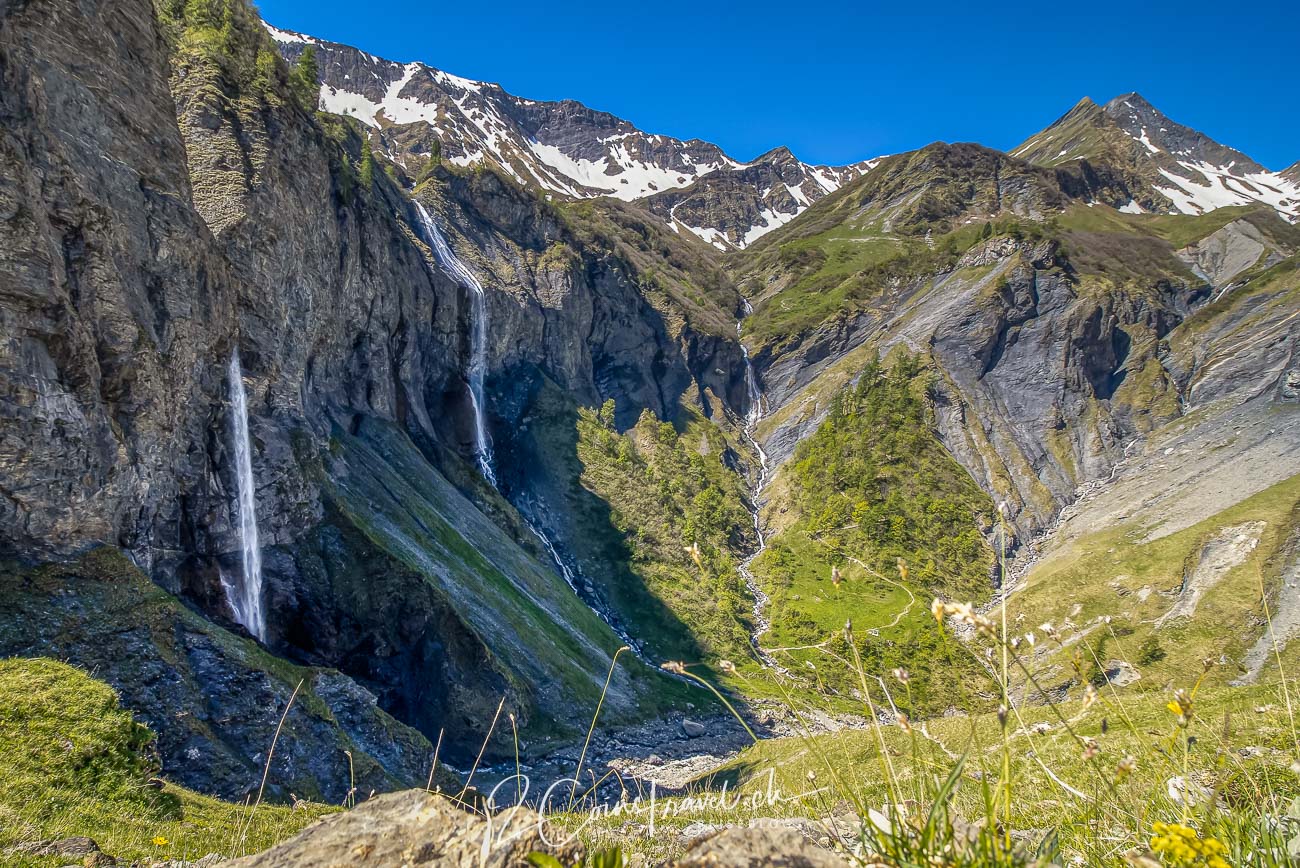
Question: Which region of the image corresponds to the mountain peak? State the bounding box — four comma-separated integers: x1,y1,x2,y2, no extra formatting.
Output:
1012,91,1298,221
751,146,798,164
1103,91,1156,114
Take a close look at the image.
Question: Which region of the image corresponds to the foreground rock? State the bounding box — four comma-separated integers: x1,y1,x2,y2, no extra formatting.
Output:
225,788,863,867
226,791,579,867
676,825,850,867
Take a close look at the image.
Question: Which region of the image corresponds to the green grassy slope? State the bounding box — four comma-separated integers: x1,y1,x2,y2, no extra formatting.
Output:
0,548,447,805
1007,473,1300,697
0,658,331,867
321,420,691,736
751,355,998,714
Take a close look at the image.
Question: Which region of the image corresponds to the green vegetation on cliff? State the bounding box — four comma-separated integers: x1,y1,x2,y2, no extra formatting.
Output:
575,403,756,666
752,355,997,713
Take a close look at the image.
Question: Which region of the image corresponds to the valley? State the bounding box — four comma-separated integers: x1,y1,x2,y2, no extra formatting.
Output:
0,0,1297,863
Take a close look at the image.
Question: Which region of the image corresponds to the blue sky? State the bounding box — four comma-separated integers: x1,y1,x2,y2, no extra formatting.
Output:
256,0,1296,170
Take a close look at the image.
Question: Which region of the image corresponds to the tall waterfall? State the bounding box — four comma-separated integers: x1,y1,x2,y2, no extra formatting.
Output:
413,202,496,485
736,306,777,664
411,199,649,660
224,349,267,641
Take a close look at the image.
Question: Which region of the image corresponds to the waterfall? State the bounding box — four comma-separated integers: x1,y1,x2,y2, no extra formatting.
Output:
223,349,267,642
412,202,496,485
411,198,651,662
736,307,777,665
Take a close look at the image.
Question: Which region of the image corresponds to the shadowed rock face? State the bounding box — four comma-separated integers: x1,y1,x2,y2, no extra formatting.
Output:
0,0,235,562
0,0,753,795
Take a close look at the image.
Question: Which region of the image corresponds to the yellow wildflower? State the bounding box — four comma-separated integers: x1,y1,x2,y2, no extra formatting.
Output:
1149,822,1231,868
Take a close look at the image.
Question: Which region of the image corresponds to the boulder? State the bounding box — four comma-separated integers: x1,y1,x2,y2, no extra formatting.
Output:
226,790,579,867
681,718,708,738
675,825,849,867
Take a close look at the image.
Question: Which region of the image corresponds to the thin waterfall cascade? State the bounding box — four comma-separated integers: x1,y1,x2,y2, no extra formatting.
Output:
526,517,647,659
223,349,267,642
411,199,653,663
736,306,778,666
412,202,496,485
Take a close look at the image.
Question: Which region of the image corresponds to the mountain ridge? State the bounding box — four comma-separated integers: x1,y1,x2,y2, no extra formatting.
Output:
264,21,870,246
1013,90,1300,219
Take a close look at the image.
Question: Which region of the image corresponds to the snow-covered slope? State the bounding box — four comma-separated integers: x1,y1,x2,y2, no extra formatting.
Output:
1013,93,1300,221
641,147,880,249
265,21,865,233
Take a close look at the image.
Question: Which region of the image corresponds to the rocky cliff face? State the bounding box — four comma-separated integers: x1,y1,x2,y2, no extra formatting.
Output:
733,143,1298,546
0,0,751,797
0,0,234,563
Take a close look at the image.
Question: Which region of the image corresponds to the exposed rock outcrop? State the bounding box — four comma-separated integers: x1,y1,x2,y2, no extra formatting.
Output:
226,790,581,868
0,0,750,796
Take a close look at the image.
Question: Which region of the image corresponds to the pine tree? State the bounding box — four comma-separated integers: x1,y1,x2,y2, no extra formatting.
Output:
359,138,376,190
417,140,443,183
289,45,319,112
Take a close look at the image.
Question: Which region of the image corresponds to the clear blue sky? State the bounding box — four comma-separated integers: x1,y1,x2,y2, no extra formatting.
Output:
256,0,1296,170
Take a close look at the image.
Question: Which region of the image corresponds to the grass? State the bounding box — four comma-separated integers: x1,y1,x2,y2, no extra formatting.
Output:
0,659,332,867
748,355,998,714
564,606,1300,867
1006,472,1300,695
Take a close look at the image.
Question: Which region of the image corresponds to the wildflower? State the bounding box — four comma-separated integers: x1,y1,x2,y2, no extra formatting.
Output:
661,661,687,675
718,660,737,675
931,598,946,624
1167,688,1193,727
1083,683,1099,709
806,769,817,782
1023,631,1036,648
1081,737,1099,761
831,566,842,587
997,705,1008,729
1116,755,1137,782
897,712,912,734
1039,622,1059,641
1149,821,1230,868
684,542,703,569
967,610,993,636
891,667,909,685
895,558,908,582
152,837,169,847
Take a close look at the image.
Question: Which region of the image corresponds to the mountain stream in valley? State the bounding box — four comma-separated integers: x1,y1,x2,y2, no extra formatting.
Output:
737,304,779,668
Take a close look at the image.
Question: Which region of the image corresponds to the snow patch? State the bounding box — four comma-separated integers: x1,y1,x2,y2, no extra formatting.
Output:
318,85,381,127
